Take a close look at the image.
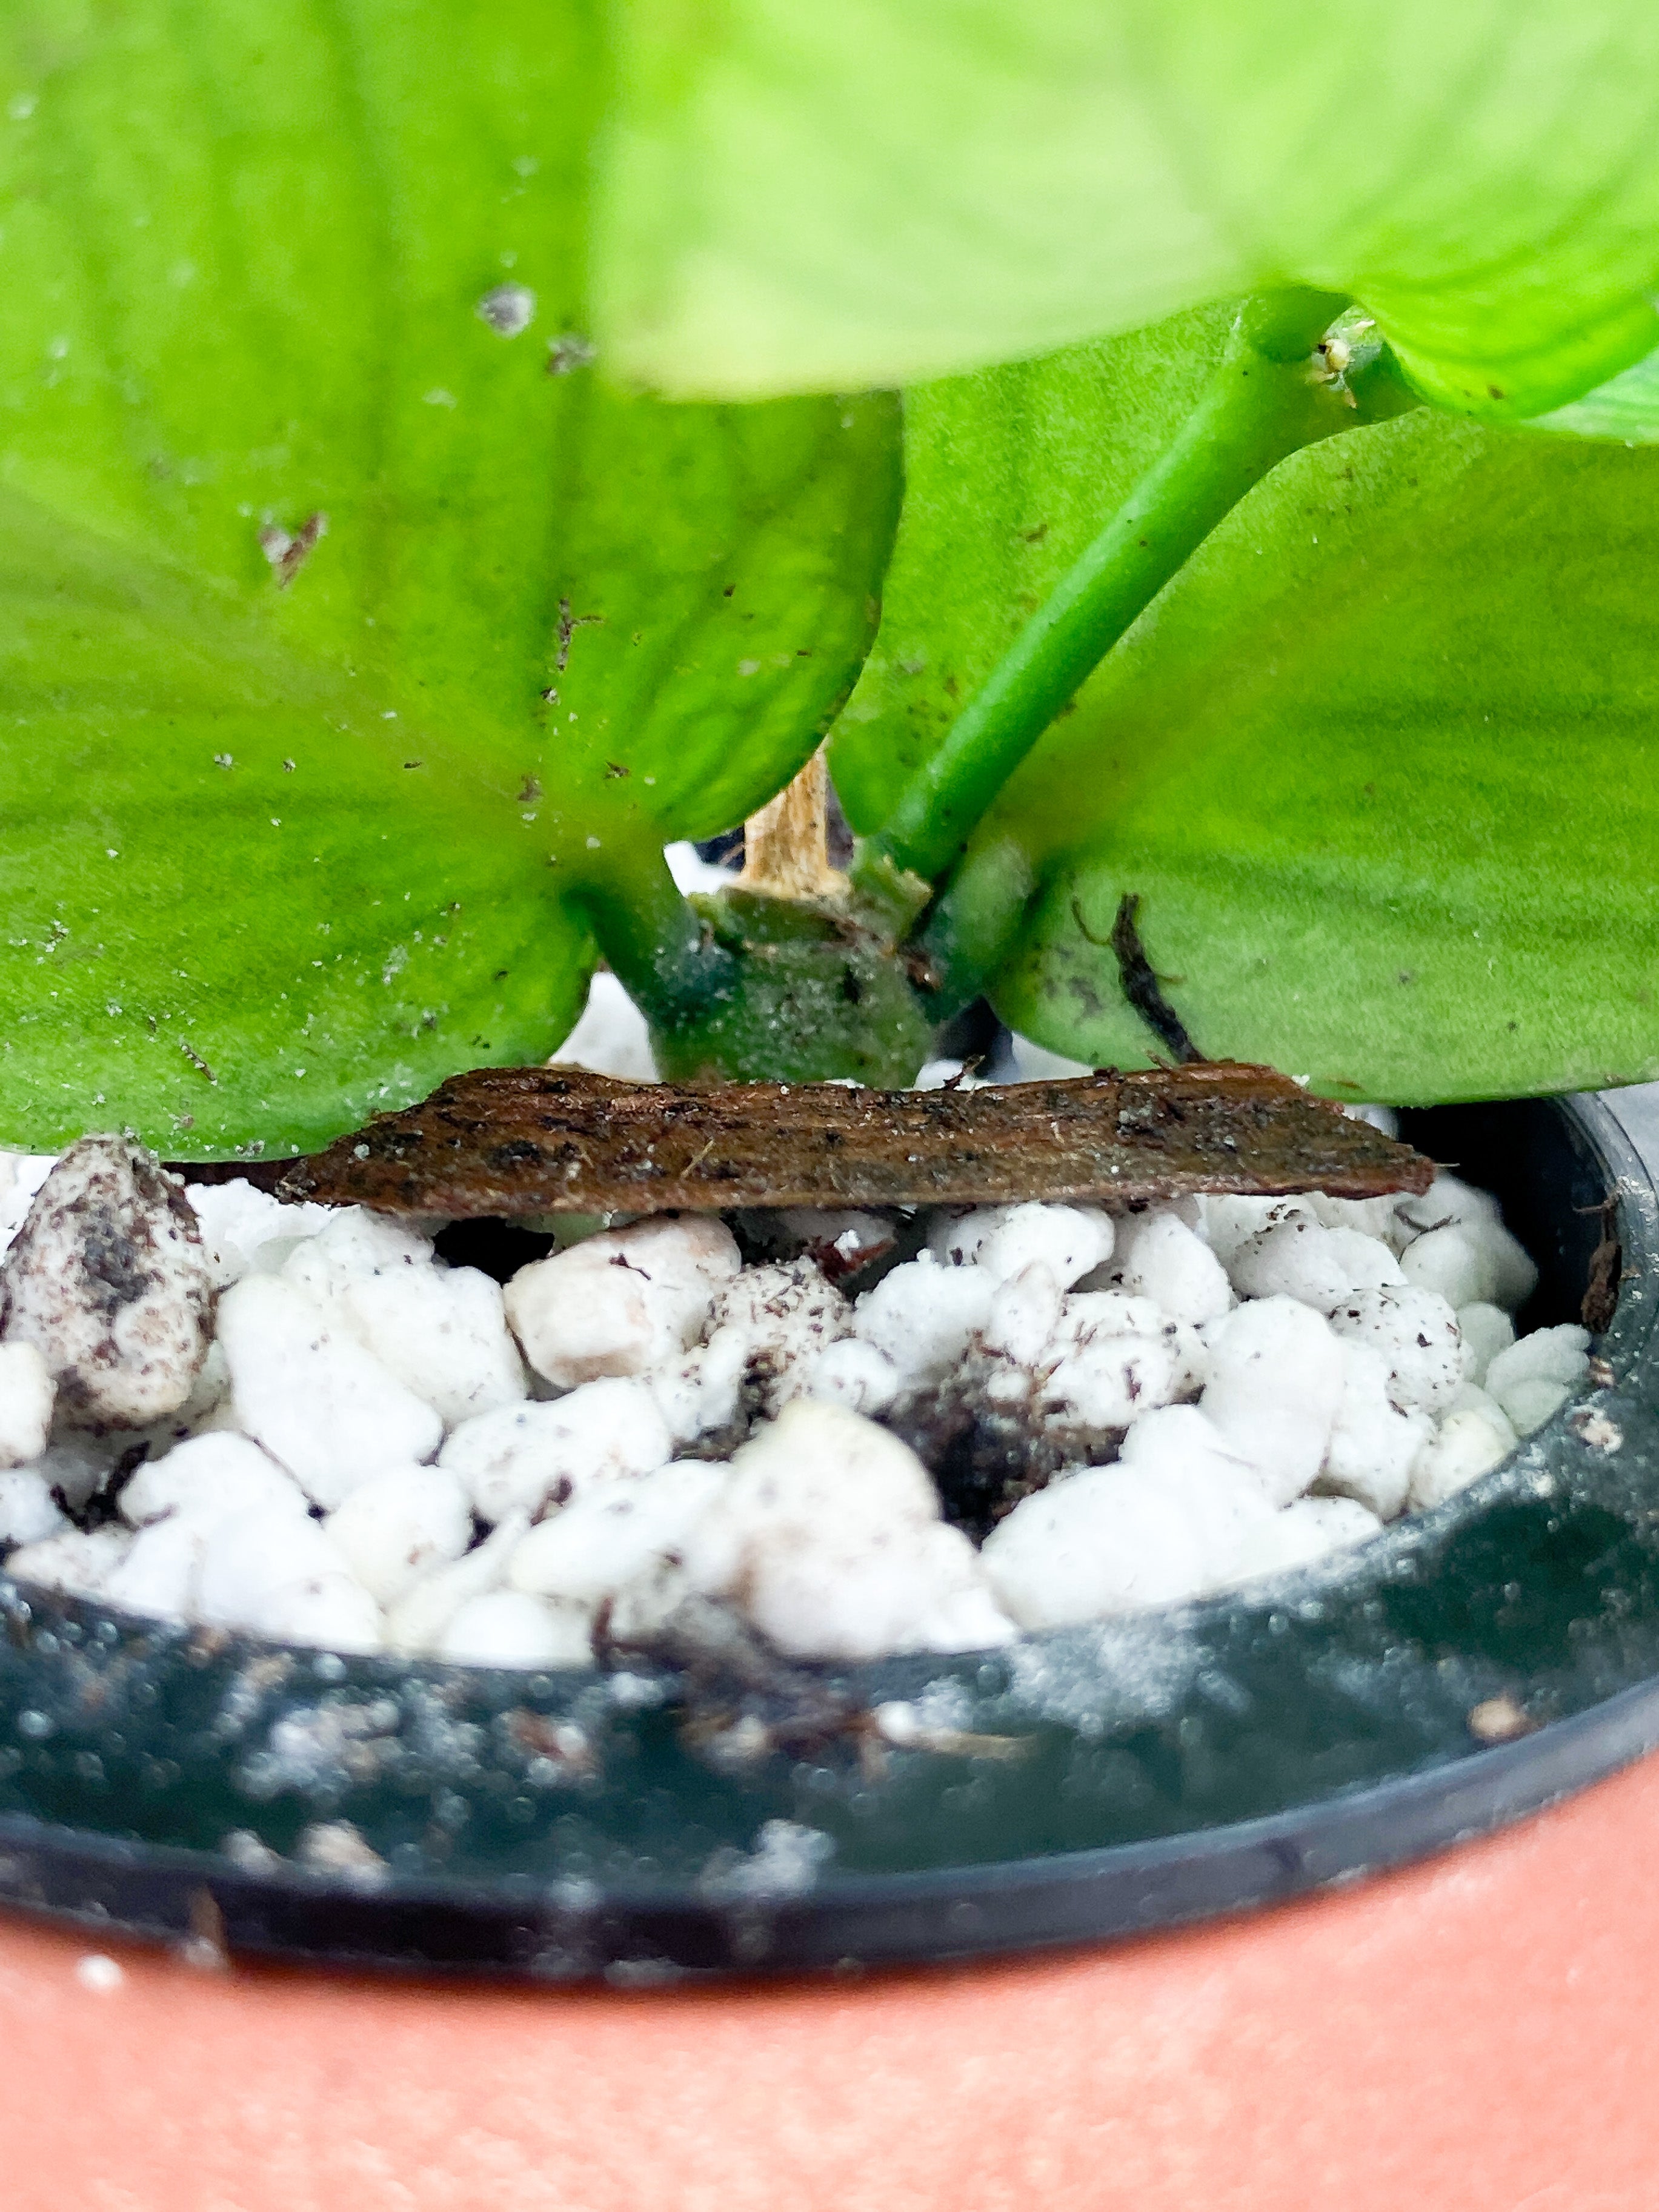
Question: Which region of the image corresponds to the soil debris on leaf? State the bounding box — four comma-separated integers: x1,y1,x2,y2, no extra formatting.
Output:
276,1063,1434,1219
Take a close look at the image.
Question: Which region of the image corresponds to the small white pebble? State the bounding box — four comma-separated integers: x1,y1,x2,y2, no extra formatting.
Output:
1394,1172,1501,1240
252,1572,383,1652
702,1258,848,1414
1116,1405,1278,1581
1223,1496,1383,1586
104,1512,214,1618
120,1432,310,1530
742,1519,1014,1659
384,1510,528,1654
7,1526,132,1599
982,1262,1065,1367
1455,1301,1516,1386
1392,1181,1537,1308
1475,1217,1540,1313
218,1275,444,1508
1228,1220,1404,1313
504,1217,740,1389
337,1263,527,1430
549,969,659,1081
1398,1223,1497,1310
969,1203,1113,1290
1326,1286,1466,1417
1306,1191,1402,1242
1484,1324,1590,1415
802,1336,901,1417
1039,1327,1182,1435
324,1464,474,1606
195,1507,350,1632
1446,1381,1520,1449
645,1332,748,1446
1195,1196,1317,1266
680,1400,939,1604
279,1208,436,1323
1409,1409,1516,1509
1200,1295,1346,1504
1060,1290,1170,1343
852,1255,994,1393
186,1180,334,1290
1320,1340,1433,1519
0,1468,67,1547
439,1377,671,1522
0,1343,54,1467
0,1137,213,1426
1499,1378,1575,1436
509,1461,725,1607
981,1466,1212,1626
75,1953,125,1993
1112,1212,1233,1326
437,1589,592,1667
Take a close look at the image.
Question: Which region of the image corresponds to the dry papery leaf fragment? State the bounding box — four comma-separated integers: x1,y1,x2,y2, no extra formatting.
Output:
271,1063,1434,1219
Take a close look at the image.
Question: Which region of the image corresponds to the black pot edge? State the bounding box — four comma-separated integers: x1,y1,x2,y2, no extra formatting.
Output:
0,1656,1653,1990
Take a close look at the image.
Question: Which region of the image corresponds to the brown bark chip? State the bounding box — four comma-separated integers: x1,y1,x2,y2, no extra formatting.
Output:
0,1137,214,1426
278,1063,1434,1219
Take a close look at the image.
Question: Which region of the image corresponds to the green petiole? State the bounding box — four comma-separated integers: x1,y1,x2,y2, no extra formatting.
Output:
857,291,1417,902
584,291,1419,1072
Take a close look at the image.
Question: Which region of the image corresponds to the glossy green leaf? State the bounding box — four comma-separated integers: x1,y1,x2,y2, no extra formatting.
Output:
0,0,898,1157
963,413,1659,1103
597,0,1659,422
1528,347,1659,444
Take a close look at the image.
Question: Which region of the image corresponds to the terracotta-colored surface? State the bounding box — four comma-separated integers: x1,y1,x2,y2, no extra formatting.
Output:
4,1758,1656,2211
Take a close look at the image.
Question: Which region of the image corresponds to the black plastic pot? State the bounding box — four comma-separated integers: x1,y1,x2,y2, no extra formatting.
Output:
0,1088,1652,1984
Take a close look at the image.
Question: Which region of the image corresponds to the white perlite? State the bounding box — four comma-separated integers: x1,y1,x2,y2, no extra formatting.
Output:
504,1217,740,1389
0,1343,54,1469
0,1138,214,1426
439,1379,672,1521
218,1275,444,1509
0,1140,1594,1664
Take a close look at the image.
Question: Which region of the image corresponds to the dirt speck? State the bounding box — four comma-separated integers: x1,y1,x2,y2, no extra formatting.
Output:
1468,1694,1535,1744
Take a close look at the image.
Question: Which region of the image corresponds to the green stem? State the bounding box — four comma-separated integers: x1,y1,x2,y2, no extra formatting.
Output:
568,293,1417,1081
565,837,738,1029
857,290,1414,897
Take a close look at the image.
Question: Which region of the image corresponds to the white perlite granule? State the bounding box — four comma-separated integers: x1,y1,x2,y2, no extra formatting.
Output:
0,1121,1589,1667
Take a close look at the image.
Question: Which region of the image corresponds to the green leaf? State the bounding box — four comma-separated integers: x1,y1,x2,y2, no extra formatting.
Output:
0,0,897,1157
961,411,1659,1104
597,0,1659,422
1526,346,1659,444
